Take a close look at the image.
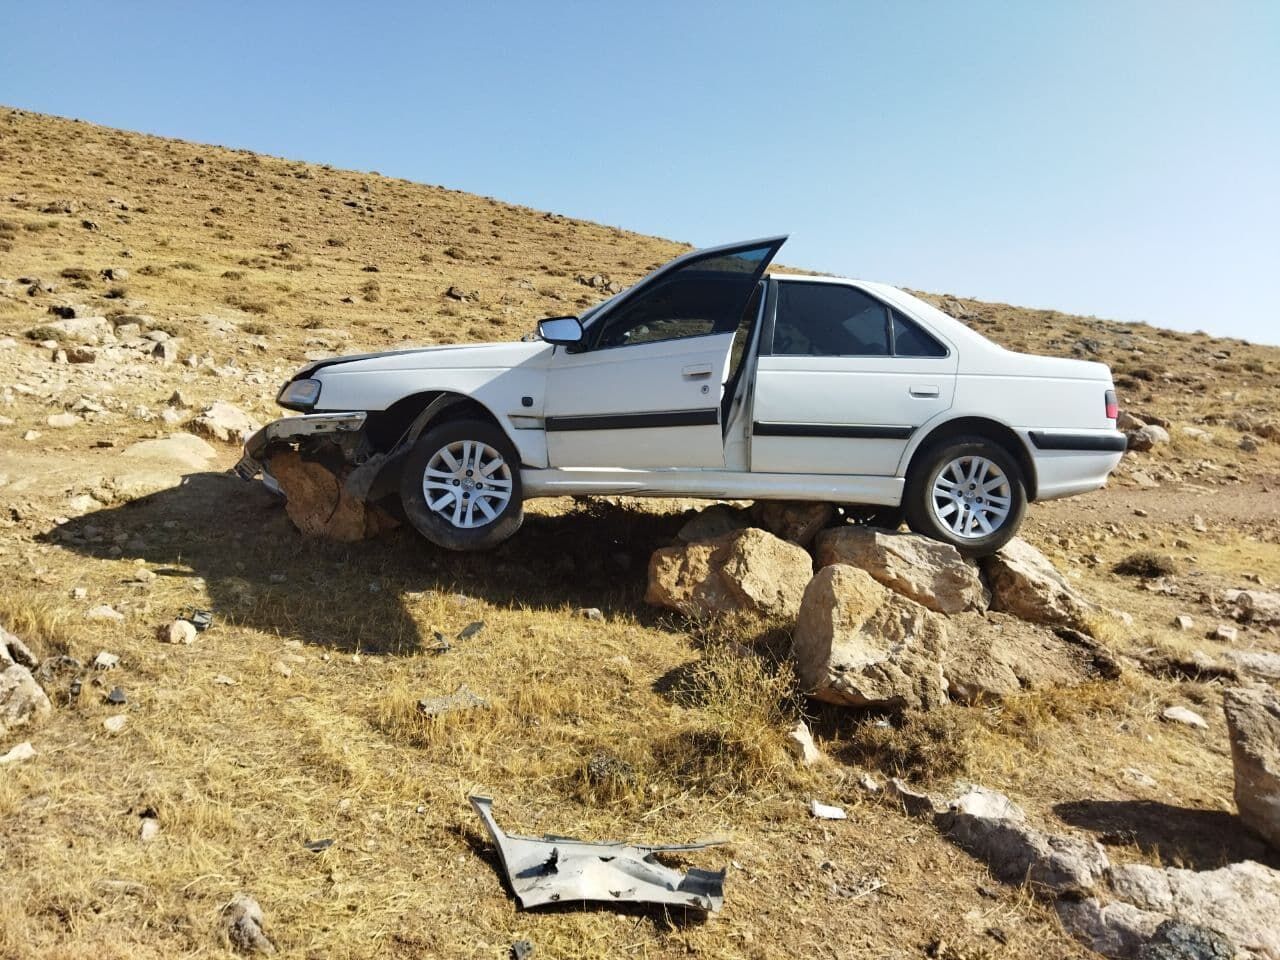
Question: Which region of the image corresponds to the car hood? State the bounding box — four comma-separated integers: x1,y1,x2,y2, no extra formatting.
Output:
295,339,552,379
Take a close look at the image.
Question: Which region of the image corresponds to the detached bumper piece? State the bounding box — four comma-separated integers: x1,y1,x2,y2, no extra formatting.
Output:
233,412,367,481
469,795,726,913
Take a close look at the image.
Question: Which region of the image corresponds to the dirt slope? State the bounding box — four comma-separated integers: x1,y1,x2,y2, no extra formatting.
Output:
1,106,1279,960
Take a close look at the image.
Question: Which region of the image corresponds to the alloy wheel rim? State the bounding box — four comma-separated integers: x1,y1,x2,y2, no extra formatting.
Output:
930,455,1012,539
422,440,513,529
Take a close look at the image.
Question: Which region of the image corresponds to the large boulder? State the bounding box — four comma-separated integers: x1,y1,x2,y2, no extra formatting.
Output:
750,501,836,548
1056,899,1164,959
1222,686,1280,851
1109,860,1280,960
941,613,1112,704
981,537,1098,630
266,450,400,543
0,664,53,738
940,784,1109,897
28,315,114,345
646,527,813,619
1126,424,1170,452
792,564,948,710
191,401,261,444
676,504,749,543
814,526,986,614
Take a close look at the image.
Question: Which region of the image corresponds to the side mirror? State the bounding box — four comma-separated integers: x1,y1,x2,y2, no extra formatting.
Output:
537,316,584,346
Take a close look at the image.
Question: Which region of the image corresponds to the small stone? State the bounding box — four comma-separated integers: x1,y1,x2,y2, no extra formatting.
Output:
0,741,37,765
92,650,120,671
139,817,161,842
46,412,80,428
271,661,293,678
810,799,847,820
158,620,197,644
220,893,276,954
1161,706,1208,730
1123,767,1158,788
213,674,237,686
1211,624,1239,643
103,714,127,733
86,604,124,621
105,686,127,705
856,772,882,794
1173,614,1194,631
578,607,604,621
786,720,822,766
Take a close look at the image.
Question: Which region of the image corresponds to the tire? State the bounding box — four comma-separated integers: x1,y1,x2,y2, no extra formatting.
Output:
399,418,524,551
903,435,1026,558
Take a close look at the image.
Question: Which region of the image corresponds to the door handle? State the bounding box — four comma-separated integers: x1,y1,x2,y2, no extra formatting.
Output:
682,364,713,379
909,384,940,398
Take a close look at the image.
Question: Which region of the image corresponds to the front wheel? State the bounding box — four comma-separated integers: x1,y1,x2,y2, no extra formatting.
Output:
399,418,524,551
903,436,1026,558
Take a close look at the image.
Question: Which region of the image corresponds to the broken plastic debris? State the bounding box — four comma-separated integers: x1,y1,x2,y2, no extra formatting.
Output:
470,795,725,913
810,799,847,820
180,608,214,632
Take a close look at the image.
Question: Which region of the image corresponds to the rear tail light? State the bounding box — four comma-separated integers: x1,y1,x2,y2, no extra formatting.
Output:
1105,389,1118,421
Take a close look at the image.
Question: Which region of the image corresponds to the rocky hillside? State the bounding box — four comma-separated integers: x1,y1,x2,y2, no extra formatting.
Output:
1,106,1279,960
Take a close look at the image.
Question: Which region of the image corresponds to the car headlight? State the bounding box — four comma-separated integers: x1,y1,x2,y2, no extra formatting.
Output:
278,378,322,411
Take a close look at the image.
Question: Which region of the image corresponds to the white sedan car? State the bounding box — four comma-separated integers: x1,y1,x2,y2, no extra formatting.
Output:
237,237,1125,557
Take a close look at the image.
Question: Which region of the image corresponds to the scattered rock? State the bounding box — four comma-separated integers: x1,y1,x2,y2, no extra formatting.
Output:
940,784,1109,897
1137,920,1235,960
1210,624,1238,643
792,564,948,711
271,661,292,678
1224,589,1280,626
417,684,488,717
981,538,1098,630
1222,687,1280,851
809,799,847,820
92,650,120,671
191,401,261,444
0,741,37,765
1127,425,1171,451
120,432,218,470
577,607,604,622
105,686,127,705
46,412,80,429
221,893,276,954
1173,614,1195,631
1109,860,1280,959
86,604,124,622
103,714,127,733
0,665,53,737
1057,899,1165,959
645,528,813,620
814,526,986,614
1222,650,1280,681
1161,706,1208,730
886,777,940,818
786,720,821,765
751,500,836,548
0,626,39,669
27,315,113,344
139,816,161,842
158,620,197,645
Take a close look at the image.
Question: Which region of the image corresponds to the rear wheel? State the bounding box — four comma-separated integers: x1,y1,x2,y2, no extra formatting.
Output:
904,436,1026,557
399,418,524,551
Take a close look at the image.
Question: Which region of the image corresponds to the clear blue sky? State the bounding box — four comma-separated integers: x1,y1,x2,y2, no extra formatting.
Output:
3,2,1278,342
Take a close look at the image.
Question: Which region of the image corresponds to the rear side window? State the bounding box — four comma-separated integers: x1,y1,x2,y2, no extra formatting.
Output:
773,283,889,356
891,310,948,357
773,282,948,358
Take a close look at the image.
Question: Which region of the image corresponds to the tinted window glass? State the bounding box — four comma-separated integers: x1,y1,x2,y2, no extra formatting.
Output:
592,246,772,350
774,283,889,356
891,310,948,357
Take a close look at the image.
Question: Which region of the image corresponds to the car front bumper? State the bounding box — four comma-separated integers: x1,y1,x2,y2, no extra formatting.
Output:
233,411,367,480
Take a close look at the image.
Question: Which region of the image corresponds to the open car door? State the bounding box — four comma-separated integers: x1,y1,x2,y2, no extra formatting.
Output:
543,236,785,469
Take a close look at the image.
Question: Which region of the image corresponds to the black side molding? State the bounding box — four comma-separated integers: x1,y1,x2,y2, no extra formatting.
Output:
546,408,719,432
1028,431,1128,452
753,422,914,440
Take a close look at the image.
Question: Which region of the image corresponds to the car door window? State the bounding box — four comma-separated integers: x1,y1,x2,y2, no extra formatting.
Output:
589,244,774,350
773,283,890,356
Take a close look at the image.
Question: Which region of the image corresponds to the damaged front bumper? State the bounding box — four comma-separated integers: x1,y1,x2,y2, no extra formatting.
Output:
233,411,368,481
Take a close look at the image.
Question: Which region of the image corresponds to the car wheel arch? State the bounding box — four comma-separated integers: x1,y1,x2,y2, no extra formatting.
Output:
902,416,1037,501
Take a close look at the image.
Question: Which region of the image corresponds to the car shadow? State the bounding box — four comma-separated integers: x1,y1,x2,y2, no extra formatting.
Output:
44,472,687,655
1053,799,1280,871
